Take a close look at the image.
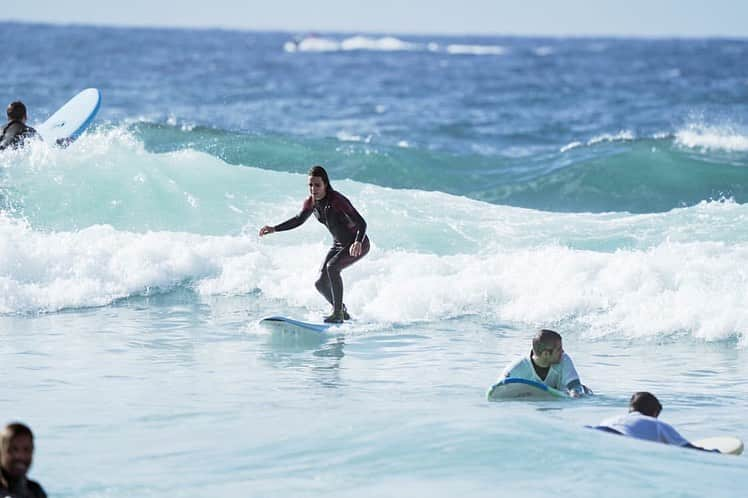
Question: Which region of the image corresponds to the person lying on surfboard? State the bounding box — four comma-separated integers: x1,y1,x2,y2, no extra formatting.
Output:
593,392,718,452
0,102,38,151
501,329,589,397
259,165,370,323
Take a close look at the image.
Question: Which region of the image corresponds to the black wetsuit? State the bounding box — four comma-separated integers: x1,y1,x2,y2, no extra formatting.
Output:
0,470,47,498
274,190,370,313
0,120,38,151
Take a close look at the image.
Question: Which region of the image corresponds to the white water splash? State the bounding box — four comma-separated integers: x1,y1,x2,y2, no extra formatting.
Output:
675,122,748,152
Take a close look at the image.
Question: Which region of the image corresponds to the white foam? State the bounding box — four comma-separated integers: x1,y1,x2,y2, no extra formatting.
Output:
338,234,747,344
3,136,747,343
282,36,505,56
675,122,748,152
0,216,239,313
341,36,416,51
2,196,748,344
166,115,197,131
588,130,635,145
445,44,506,56
560,131,635,152
560,141,582,153
285,35,418,53
336,131,371,143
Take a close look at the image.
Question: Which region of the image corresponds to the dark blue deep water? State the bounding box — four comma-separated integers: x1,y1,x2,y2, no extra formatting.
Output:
4,22,748,213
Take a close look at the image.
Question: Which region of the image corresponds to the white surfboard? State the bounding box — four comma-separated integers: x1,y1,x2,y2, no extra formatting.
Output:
259,316,333,334
487,377,570,400
37,88,101,145
692,436,744,455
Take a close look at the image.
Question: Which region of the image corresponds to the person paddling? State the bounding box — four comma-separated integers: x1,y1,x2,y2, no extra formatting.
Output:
595,392,718,452
500,329,590,397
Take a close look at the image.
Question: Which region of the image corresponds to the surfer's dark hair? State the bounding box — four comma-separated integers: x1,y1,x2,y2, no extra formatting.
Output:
629,392,662,417
532,329,562,355
308,165,332,190
7,101,27,121
1,422,34,450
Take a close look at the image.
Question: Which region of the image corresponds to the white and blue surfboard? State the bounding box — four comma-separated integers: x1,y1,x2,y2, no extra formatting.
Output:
692,436,744,455
259,316,333,334
588,427,744,455
487,377,570,400
37,88,101,145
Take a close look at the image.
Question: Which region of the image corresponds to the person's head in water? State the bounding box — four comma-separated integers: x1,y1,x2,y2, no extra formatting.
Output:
531,329,564,367
629,391,663,418
1,422,35,480
308,165,332,201
6,102,28,123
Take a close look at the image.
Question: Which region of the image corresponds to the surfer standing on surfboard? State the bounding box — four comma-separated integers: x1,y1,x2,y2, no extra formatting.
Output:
259,165,370,323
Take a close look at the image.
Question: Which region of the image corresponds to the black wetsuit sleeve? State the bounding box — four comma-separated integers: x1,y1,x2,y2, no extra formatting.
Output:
0,122,20,151
273,197,314,232
332,192,367,242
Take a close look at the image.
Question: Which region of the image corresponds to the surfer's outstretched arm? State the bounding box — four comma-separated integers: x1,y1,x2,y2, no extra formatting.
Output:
258,197,314,237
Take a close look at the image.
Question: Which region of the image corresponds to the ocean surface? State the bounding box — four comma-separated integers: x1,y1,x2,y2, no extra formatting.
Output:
2,22,748,497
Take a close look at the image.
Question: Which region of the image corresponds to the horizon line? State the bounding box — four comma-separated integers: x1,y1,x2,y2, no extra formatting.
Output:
3,18,747,41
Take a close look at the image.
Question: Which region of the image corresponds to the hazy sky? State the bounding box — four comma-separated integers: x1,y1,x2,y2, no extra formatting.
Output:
3,0,748,38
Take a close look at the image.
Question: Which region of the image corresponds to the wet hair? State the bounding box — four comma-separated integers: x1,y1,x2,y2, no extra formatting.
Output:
531,329,562,355
1,422,34,451
308,165,332,191
7,101,27,121
629,392,662,417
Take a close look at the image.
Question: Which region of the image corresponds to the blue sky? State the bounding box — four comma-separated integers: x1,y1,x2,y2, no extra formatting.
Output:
3,0,748,38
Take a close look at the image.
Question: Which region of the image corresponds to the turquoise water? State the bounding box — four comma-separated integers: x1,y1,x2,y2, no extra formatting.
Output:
2,22,748,497
5,301,747,497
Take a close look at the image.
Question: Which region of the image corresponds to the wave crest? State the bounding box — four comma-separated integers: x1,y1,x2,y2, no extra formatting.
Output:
284,35,416,53
675,122,748,152
2,209,746,346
